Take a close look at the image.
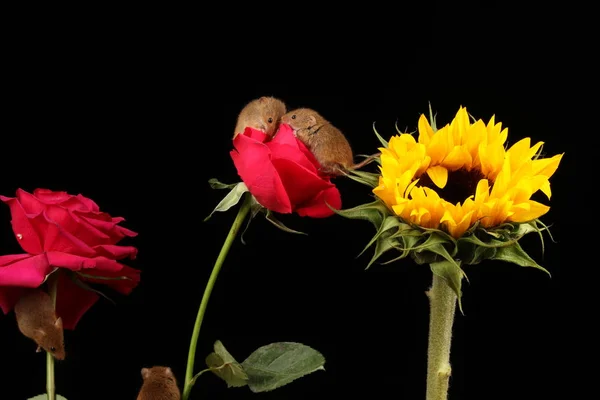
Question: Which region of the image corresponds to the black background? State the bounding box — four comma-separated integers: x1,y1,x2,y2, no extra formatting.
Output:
1,3,590,400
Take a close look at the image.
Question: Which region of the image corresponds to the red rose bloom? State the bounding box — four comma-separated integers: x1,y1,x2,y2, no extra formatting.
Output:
230,123,342,217
0,188,140,329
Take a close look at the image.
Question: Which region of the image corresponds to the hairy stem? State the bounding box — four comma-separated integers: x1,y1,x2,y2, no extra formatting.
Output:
425,274,457,400
182,193,252,400
47,271,59,400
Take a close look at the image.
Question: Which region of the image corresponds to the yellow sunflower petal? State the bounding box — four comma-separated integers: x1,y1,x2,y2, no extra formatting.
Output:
426,165,448,189
509,200,550,222
532,153,564,177
418,114,435,145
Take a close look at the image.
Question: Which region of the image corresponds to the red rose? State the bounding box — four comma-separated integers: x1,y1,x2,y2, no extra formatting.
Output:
0,188,140,329
230,123,342,217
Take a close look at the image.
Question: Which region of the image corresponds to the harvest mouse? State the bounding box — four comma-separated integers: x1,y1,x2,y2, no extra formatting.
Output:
233,96,287,139
137,366,181,400
14,288,65,360
281,108,378,176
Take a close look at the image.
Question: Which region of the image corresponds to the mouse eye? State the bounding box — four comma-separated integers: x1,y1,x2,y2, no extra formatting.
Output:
291,115,296,119
268,117,273,123
50,347,56,352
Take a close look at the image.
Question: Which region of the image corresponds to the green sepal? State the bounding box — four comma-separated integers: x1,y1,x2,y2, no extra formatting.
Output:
208,178,239,190
240,196,265,245
66,270,115,305
345,169,380,188
493,241,550,276
264,210,307,236
329,198,389,230
428,102,438,132
204,182,249,222
205,340,249,388
430,259,464,313
372,122,389,148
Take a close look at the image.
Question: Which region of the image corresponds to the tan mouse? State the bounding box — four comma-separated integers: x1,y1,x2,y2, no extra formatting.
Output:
137,366,181,400
281,108,378,176
14,288,65,360
233,96,287,139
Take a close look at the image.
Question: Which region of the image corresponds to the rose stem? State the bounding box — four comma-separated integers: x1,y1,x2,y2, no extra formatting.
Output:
47,271,59,400
182,193,252,400
425,273,458,400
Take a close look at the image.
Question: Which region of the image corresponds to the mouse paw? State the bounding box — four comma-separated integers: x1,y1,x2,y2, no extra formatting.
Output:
36,345,42,353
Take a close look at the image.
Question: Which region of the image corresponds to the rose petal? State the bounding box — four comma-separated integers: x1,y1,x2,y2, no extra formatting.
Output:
0,195,43,254
0,253,51,287
271,158,334,206
296,186,342,218
55,271,99,330
241,126,269,142
15,189,48,213
78,264,141,295
78,214,138,243
230,145,292,213
46,252,125,273
270,124,300,148
0,286,26,314
32,213,96,256
45,205,112,246
92,245,138,260
74,194,100,212
31,188,73,204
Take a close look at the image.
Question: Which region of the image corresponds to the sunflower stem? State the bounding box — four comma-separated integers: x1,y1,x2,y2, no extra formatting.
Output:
46,272,59,400
425,273,457,400
182,193,252,400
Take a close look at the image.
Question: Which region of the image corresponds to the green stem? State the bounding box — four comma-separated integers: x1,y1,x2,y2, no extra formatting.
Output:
425,274,457,400
182,193,252,400
47,271,59,400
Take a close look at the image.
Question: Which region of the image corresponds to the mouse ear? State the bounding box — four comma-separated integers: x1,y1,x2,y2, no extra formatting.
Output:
164,367,173,376
141,368,149,379
33,328,46,341
308,115,317,126
54,317,63,330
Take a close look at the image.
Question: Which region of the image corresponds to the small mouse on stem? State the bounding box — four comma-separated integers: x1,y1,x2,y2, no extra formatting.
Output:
233,96,287,139
137,366,181,400
14,287,65,360
281,108,379,176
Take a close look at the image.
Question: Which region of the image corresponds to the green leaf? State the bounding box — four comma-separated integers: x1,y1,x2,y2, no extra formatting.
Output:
204,182,249,222
372,122,389,148
67,271,115,305
493,241,550,276
208,178,239,190
241,342,326,393
429,259,465,313
331,199,389,229
265,210,307,236
205,340,249,388
28,395,68,400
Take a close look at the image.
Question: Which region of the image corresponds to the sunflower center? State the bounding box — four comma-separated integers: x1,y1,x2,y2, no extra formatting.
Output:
418,168,486,204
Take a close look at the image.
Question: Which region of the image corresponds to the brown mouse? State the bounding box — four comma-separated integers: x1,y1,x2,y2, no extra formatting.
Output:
137,366,181,400
281,108,378,176
233,96,287,139
14,288,65,360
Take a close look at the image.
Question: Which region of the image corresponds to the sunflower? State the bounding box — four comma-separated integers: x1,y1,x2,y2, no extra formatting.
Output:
372,106,563,239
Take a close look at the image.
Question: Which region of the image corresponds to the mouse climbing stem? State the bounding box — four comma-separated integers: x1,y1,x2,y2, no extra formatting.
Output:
46,270,59,400
182,193,253,400
425,273,458,400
